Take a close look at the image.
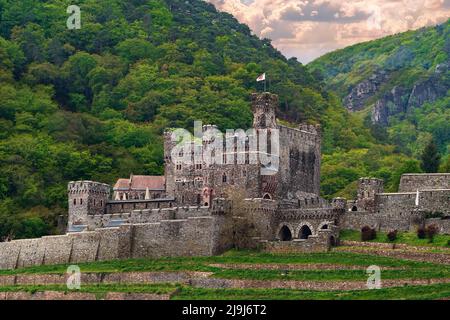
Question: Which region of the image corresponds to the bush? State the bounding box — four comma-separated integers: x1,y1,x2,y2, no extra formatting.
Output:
361,226,377,241
426,225,439,243
387,230,398,242
417,227,426,239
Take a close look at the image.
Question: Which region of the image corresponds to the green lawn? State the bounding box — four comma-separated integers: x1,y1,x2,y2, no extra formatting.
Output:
0,249,449,300
0,250,441,276
340,230,450,248
0,283,449,300
174,284,450,300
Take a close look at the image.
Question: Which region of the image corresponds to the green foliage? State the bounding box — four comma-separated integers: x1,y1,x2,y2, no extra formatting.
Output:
421,139,441,173
0,0,423,238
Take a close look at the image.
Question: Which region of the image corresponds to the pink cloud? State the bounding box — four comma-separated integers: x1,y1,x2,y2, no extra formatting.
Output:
208,0,450,63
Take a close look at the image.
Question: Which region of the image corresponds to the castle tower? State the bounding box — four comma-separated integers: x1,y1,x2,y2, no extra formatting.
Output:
67,181,110,230
357,178,384,212
251,92,278,129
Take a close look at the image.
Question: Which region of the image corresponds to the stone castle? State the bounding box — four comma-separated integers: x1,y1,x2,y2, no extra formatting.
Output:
0,92,449,270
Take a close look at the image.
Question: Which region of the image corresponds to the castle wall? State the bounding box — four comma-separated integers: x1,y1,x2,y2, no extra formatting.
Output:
258,228,337,253
131,217,215,258
0,203,233,270
277,125,321,199
340,211,423,232
399,173,450,192
376,189,450,215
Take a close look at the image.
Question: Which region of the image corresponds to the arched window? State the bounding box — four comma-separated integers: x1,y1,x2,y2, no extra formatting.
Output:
278,225,292,241
351,206,358,211
321,224,328,230
222,174,227,183
299,225,312,239
73,199,77,205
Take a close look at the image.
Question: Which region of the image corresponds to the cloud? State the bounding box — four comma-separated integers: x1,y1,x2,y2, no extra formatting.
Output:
280,1,371,23
208,0,450,63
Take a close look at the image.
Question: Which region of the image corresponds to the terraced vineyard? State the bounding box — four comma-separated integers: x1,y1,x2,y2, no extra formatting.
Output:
0,239,449,300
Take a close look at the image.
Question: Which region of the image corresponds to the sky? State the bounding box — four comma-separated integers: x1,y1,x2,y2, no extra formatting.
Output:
208,0,450,64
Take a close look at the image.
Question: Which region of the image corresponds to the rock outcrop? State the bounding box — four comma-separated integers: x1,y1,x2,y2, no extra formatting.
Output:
343,70,389,112
371,62,448,126
371,86,408,126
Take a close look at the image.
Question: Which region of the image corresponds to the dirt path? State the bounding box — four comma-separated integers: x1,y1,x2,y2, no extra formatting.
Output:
208,263,402,271
189,277,450,291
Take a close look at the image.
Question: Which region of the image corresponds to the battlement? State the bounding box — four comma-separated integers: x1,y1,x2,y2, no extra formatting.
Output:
68,181,110,195
298,123,321,136
251,92,278,111
358,178,384,199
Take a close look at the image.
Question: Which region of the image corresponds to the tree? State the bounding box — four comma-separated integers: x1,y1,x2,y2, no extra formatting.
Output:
420,139,441,173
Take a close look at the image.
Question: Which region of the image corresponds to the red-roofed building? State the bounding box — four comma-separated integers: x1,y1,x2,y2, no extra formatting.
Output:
113,174,166,201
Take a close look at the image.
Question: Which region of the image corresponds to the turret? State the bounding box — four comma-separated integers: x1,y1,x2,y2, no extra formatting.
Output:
67,181,110,230
251,92,278,129
357,178,384,212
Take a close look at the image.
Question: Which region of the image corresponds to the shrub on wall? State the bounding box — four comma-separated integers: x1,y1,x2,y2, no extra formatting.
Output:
361,226,377,241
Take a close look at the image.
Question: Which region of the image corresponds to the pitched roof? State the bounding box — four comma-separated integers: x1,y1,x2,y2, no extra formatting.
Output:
113,175,165,191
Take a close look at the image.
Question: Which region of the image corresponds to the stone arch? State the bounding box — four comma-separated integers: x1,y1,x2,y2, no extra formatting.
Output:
319,221,333,230
294,222,315,239
278,225,292,241
351,206,358,211
263,193,272,200
298,225,313,239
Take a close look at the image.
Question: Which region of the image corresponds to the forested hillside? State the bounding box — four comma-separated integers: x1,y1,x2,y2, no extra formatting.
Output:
0,0,422,239
309,20,449,160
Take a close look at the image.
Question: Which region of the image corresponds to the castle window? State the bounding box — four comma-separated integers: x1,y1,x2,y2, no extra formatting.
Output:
100,200,103,206
73,199,77,205
222,174,227,183
243,170,247,177
80,198,83,205
196,163,202,170
176,164,182,170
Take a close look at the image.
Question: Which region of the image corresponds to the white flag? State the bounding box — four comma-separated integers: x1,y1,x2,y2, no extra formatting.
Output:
256,73,266,82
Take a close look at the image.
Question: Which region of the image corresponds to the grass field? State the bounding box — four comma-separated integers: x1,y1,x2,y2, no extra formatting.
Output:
340,230,450,248
0,246,449,300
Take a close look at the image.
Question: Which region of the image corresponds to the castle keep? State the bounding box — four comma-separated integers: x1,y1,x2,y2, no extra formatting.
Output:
0,92,449,270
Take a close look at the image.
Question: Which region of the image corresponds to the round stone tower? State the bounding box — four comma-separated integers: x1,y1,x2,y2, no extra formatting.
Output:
67,181,110,230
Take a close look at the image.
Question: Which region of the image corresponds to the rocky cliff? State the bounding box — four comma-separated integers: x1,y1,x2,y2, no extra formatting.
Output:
371,62,448,126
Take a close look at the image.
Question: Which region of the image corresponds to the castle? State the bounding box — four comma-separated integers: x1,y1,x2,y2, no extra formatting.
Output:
0,92,449,270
